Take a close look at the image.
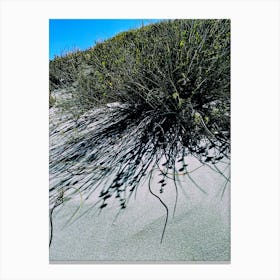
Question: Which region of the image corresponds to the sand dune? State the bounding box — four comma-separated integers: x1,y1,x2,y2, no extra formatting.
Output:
49,159,230,262
49,93,230,262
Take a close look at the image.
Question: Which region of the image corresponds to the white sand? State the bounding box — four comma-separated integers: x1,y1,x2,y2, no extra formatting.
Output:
49,95,230,262
49,160,230,262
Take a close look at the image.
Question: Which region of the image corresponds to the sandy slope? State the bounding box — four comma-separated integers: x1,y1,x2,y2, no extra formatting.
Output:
49,92,230,262
49,159,230,262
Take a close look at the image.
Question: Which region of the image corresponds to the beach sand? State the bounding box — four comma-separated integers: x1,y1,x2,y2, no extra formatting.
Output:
49,160,230,262
49,95,230,262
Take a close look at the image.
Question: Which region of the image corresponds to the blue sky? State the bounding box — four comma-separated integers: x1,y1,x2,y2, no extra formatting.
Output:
49,19,162,60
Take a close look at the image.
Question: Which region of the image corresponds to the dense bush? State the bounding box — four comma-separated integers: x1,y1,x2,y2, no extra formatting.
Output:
49,19,230,244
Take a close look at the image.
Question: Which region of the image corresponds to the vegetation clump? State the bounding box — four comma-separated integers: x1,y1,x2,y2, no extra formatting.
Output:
49,19,230,244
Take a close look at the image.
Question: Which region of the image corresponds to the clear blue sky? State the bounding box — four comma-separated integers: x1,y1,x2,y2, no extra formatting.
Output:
49,19,162,60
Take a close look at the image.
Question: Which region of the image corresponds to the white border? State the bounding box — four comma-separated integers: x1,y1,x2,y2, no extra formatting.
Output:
1,0,279,279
